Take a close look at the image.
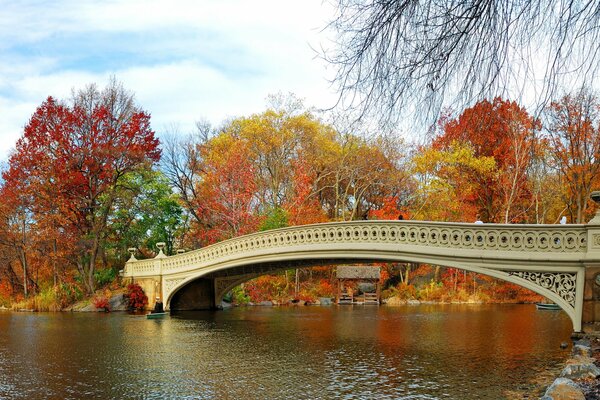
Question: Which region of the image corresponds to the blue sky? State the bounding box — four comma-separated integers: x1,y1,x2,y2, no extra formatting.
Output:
0,0,338,162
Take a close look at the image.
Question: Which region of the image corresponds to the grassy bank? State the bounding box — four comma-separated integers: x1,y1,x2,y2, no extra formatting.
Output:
8,283,124,312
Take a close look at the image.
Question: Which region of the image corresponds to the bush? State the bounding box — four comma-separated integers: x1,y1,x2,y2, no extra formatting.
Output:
418,280,445,302
230,286,250,305
57,282,83,308
313,279,335,298
11,285,69,311
297,289,316,303
0,294,9,308
124,283,148,310
245,275,290,303
383,283,417,300
35,287,62,311
92,296,111,312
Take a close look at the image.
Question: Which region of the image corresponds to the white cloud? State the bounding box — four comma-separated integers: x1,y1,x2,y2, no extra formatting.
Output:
0,0,338,161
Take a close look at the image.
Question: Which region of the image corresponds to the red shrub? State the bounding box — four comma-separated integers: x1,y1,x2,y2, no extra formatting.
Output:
125,283,148,310
93,296,111,312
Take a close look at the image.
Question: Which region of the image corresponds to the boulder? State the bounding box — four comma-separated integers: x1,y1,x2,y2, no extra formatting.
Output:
78,303,98,312
574,339,591,348
220,300,232,309
109,294,127,311
560,361,600,380
319,297,332,306
571,344,592,358
259,301,273,306
358,282,375,293
542,378,585,400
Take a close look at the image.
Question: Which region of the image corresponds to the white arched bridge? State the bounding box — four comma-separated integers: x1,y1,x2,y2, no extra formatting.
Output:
122,211,600,332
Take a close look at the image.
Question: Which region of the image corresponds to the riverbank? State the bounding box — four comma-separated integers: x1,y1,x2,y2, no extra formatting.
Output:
536,336,600,399
7,286,128,313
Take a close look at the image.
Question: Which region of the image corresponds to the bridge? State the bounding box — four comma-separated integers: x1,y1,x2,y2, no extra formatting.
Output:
122,204,600,333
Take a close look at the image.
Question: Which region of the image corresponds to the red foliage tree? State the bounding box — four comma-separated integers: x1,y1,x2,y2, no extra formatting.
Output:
2,85,160,294
284,159,328,225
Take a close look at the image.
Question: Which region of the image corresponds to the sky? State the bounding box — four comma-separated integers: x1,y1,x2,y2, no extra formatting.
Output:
0,0,339,162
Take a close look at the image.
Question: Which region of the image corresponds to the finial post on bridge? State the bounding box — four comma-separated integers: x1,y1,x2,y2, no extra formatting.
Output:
127,247,137,261
155,242,167,258
589,191,600,224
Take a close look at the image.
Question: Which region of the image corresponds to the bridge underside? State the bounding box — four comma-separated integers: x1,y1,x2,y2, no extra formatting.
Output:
168,258,368,311
160,256,586,333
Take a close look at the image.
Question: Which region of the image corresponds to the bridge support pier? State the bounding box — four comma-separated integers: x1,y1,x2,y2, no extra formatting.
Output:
130,276,161,311
583,266,600,332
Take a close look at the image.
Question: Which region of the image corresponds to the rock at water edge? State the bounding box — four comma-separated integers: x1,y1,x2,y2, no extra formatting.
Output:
542,377,585,400
560,362,600,380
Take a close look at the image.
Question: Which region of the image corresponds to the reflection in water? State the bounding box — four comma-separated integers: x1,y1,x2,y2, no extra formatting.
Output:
0,304,571,399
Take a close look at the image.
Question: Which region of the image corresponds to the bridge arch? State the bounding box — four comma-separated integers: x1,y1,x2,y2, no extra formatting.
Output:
165,252,581,330
123,220,591,332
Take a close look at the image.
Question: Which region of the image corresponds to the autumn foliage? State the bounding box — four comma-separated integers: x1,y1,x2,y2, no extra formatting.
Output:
124,283,148,311
1,85,598,307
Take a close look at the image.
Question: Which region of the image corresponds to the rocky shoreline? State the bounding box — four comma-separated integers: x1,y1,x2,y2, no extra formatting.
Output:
541,337,600,399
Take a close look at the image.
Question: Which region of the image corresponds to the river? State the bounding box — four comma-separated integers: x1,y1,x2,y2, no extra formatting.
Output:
0,304,572,399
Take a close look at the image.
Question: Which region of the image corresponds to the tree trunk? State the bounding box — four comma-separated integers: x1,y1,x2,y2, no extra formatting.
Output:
19,247,28,298
52,239,58,287
80,235,100,295
295,269,299,298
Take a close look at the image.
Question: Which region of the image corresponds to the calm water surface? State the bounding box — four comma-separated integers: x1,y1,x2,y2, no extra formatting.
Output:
0,304,572,399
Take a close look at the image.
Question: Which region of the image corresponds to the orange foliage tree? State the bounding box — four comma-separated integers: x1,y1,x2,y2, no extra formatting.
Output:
2,83,160,295
195,138,262,244
545,88,600,223
433,98,539,222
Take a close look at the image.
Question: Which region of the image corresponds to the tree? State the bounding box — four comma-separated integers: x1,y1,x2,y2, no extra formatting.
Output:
325,0,600,127
195,136,261,244
0,185,36,297
161,122,213,226
2,81,160,294
412,142,496,221
223,107,327,210
314,132,407,220
109,170,184,259
545,88,600,223
432,98,538,222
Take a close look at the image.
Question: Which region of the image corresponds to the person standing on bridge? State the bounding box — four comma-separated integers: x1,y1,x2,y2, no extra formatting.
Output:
474,214,483,224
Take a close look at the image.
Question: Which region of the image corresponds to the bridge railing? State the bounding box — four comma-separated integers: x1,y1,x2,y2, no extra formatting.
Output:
122,220,589,277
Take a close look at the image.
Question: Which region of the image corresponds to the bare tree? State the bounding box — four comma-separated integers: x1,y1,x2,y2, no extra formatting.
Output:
324,0,600,128
160,122,215,224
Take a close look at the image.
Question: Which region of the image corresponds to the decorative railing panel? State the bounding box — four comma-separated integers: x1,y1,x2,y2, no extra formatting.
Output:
507,271,577,307
125,221,588,277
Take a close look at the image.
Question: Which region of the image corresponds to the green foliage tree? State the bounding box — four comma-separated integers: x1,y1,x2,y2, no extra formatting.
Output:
259,207,289,231
109,170,184,258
